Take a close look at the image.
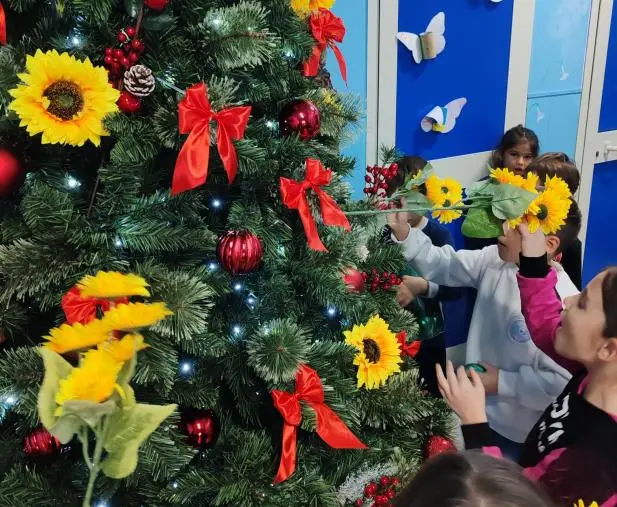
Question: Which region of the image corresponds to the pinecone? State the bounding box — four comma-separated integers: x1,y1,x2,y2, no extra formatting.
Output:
123,65,156,97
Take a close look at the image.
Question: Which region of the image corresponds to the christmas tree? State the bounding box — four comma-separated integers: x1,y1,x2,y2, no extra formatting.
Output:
0,1,452,505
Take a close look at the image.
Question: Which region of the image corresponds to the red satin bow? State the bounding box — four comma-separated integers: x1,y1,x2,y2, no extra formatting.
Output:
171,83,252,195
397,331,421,358
303,9,347,83
280,158,351,252
271,364,367,483
0,2,7,45
61,286,127,325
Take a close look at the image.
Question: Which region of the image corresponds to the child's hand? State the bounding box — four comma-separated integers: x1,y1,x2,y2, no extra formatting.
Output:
403,275,430,297
386,197,411,241
518,222,547,258
396,282,414,307
436,361,487,425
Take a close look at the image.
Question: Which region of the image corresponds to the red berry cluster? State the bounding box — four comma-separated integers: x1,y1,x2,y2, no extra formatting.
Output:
363,269,402,293
354,476,401,506
363,163,399,196
103,26,145,79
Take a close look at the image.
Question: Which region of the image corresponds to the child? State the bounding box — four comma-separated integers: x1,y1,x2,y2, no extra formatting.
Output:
386,201,581,458
386,156,462,397
524,153,582,289
436,223,617,506
393,452,555,507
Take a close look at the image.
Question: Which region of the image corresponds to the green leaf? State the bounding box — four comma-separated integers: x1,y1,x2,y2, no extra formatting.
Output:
37,349,73,431
124,0,143,17
465,180,497,199
101,403,176,479
491,184,537,220
61,400,116,428
462,207,504,238
400,190,431,209
141,13,175,31
50,415,84,444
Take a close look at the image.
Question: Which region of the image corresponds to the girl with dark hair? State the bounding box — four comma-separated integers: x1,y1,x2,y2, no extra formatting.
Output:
437,223,617,507
393,451,555,507
491,124,540,175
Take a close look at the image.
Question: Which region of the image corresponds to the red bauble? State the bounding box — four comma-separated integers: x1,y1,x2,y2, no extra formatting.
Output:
144,0,170,10
0,148,24,197
364,482,378,498
180,409,221,449
117,91,142,114
23,427,63,457
217,230,263,274
279,99,321,140
343,267,364,293
126,26,137,37
425,435,457,460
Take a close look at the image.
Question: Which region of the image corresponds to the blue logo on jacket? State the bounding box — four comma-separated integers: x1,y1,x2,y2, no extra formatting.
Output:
508,318,531,343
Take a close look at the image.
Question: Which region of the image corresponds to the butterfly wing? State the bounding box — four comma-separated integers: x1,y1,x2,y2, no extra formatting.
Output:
425,12,445,35
442,98,467,133
396,32,422,64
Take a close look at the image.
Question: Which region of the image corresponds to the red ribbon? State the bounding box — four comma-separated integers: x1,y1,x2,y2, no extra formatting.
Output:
303,9,347,84
280,158,351,252
61,286,127,325
271,365,367,483
0,3,7,45
397,331,421,358
171,83,252,195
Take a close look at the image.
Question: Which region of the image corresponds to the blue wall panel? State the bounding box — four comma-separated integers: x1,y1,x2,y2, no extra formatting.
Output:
330,0,368,199
395,0,513,160
599,0,617,132
583,161,617,283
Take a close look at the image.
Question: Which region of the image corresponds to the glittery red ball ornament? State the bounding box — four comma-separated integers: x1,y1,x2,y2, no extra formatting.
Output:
217,230,263,274
363,482,378,498
144,0,169,10
279,99,320,140
425,435,457,460
0,148,24,197
117,91,142,114
343,267,364,293
180,409,221,449
23,427,63,457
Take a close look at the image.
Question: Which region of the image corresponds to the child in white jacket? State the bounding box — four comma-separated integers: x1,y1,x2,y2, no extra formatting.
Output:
387,202,582,458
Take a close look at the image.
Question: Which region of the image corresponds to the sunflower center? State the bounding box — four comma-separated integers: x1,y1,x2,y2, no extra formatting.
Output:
443,199,451,207
441,186,449,194
363,338,381,363
44,80,84,120
537,204,548,220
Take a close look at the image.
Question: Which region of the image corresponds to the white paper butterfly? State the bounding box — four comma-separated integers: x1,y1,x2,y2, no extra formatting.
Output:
421,98,467,134
396,12,446,64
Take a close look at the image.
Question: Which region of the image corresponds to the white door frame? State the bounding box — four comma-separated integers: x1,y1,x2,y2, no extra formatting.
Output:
371,0,536,188
577,0,616,255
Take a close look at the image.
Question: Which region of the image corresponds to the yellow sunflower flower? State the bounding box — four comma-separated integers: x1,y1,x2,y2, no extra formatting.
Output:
8,50,119,147
100,302,173,332
291,0,335,16
43,319,112,354
490,167,526,188
574,501,599,507
344,315,402,389
424,174,444,206
54,348,123,416
526,189,572,234
77,271,151,299
99,333,149,362
544,174,572,200
522,171,540,193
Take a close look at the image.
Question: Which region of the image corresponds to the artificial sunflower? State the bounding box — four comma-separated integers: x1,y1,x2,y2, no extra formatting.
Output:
100,302,173,332
544,174,572,200
8,50,119,147
574,501,599,507
526,189,572,234
78,271,151,299
43,319,112,354
490,167,525,187
54,348,124,416
99,333,149,362
344,315,402,389
291,0,335,17
522,171,540,193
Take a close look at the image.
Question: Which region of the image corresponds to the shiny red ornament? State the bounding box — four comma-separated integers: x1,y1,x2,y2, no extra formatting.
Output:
0,148,24,196
217,230,263,274
23,427,63,457
354,500,364,507
144,0,169,10
343,267,364,293
279,99,320,141
364,482,378,498
374,495,389,506
126,26,136,37
117,91,142,113
425,435,457,460
180,408,221,449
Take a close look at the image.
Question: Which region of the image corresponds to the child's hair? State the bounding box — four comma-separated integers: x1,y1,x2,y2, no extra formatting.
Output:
526,152,580,194
553,199,582,254
602,268,617,337
491,125,540,168
393,452,555,507
387,155,428,196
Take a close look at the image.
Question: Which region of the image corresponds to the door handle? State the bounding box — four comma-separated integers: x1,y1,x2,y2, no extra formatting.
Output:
604,141,617,159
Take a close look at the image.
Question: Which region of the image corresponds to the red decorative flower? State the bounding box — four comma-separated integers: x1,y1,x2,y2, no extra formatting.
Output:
397,331,421,358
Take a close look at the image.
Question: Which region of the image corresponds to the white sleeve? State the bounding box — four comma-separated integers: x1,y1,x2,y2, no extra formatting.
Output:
392,226,488,289
498,366,570,411
426,281,439,299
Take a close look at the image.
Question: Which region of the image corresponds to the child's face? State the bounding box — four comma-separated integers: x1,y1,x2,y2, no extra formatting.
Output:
503,141,534,175
497,222,523,263
557,271,617,366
